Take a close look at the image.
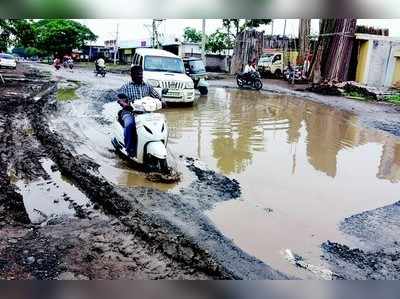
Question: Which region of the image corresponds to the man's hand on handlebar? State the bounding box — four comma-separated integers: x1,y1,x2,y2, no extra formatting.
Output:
117,93,130,108
117,98,129,108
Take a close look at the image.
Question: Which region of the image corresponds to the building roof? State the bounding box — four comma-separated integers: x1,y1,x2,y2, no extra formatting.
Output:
135,48,179,58
119,39,151,49
356,33,400,42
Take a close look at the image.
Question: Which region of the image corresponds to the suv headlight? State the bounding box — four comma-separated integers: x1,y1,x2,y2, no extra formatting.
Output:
185,81,194,89
147,79,160,88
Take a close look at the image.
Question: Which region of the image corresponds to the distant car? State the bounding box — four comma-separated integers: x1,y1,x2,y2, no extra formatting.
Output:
183,57,209,95
0,53,17,69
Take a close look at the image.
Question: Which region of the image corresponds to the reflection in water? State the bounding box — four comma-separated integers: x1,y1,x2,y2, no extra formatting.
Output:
164,88,400,278
166,88,400,182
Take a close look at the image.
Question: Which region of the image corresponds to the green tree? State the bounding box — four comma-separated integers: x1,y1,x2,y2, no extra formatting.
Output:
33,19,97,55
183,27,202,43
242,19,272,30
0,19,36,52
206,30,232,54
222,19,241,38
222,19,271,37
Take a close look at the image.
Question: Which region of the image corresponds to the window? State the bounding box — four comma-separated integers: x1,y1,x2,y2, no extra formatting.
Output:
144,56,185,73
188,60,206,74
0,53,15,59
273,55,282,63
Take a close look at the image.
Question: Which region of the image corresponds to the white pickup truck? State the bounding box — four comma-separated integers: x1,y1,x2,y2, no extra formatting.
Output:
257,52,283,78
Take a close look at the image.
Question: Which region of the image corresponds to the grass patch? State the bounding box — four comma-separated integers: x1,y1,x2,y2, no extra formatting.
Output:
384,94,400,105
343,90,370,101
56,88,79,101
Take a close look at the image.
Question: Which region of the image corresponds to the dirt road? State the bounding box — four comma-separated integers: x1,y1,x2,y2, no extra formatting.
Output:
0,64,287,279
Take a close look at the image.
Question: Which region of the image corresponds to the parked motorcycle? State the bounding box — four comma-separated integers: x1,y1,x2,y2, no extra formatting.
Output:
111,89,171,174
283,65,303,84
236,71,263,90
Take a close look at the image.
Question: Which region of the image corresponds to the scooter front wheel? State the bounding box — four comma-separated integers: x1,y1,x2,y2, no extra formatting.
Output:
159,159,170,175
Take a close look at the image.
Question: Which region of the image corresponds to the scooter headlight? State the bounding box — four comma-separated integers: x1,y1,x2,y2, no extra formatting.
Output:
185,81,194,89
147,79,160,88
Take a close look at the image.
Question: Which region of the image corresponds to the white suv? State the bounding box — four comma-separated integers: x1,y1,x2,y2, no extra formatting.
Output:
132,48,195,104
0,53,17,69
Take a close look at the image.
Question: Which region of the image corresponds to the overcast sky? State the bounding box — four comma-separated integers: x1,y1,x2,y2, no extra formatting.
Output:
78,19,400,45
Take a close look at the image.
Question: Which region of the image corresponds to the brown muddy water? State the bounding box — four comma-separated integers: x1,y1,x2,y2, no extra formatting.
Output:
166,88,400,278
50,83,400,278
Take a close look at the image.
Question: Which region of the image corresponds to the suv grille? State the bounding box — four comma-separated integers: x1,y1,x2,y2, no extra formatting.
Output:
160,81,185,90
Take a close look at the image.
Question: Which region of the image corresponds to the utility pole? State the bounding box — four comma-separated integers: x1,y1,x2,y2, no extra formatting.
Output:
152,19,156,48
113,23,119,65
271,19,274,36
148,19,165,49
201,19,206,64
283,19,287,37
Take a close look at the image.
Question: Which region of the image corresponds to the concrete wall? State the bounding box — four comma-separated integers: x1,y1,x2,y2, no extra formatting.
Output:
384,44,400,87
205,55,230,72
355,41,370,83
181,43,201,57
393,57,400,87
359,39,400,87
366,40,392,87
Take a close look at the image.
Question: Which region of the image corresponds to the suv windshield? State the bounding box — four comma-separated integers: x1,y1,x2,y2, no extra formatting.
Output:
0,54,15,59
187,60,206,74
144,56,185,73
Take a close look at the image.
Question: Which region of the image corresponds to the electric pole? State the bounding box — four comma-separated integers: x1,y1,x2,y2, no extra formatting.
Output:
283,19,287,37
149,19,164,49
152,19,156,48
271,19,274,36
113,23,119,65
201,19,206,64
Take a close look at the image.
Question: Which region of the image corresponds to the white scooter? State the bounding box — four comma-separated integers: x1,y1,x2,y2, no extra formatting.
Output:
111,90,170,174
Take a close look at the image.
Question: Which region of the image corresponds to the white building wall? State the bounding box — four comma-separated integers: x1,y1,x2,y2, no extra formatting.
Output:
366,40,392,87
384,42,400,86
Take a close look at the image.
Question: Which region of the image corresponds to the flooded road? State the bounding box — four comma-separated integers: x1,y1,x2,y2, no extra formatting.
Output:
44,65,400,278
164,88,400,278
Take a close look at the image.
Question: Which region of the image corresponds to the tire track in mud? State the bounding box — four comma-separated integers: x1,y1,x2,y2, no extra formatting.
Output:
28,83,288,279
321,201,400,279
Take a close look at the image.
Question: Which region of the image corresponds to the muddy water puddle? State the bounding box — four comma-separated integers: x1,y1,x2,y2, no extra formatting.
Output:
16,158,95,224
48,69,400,278
163,88,400,278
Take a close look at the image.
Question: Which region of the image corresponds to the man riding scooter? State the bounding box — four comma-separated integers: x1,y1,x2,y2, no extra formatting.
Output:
116,65,166,157
95,55,106,76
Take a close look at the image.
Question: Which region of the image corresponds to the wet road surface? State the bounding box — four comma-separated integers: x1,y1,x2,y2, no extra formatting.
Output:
39,64,400,278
